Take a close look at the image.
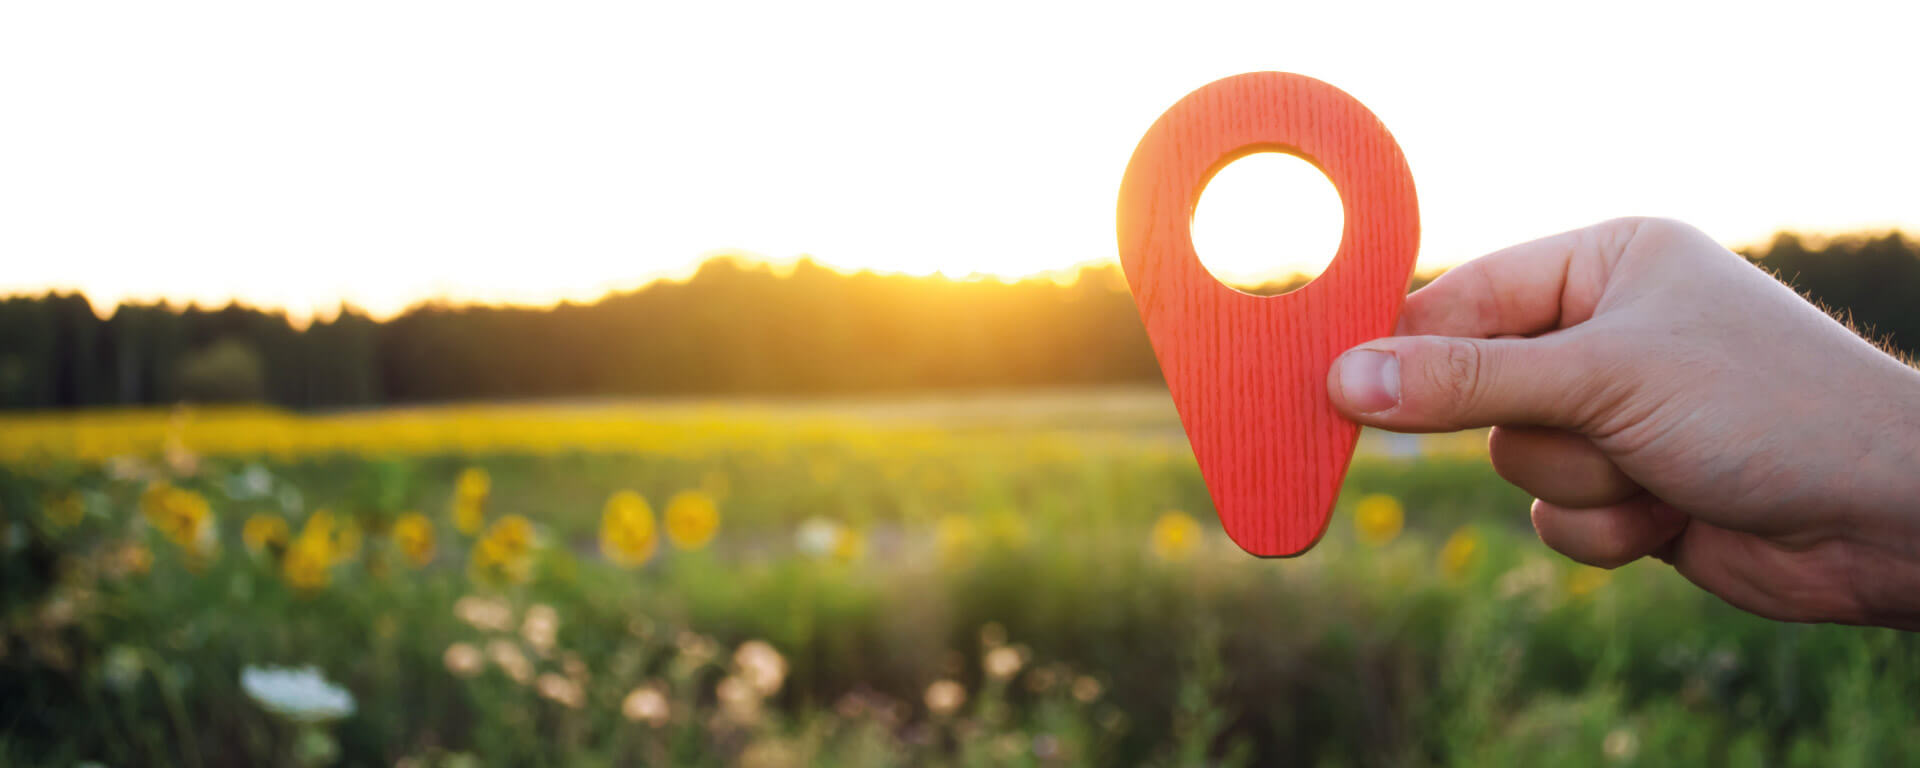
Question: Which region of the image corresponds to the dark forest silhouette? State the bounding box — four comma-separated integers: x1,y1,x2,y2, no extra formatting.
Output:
1,231,1914,410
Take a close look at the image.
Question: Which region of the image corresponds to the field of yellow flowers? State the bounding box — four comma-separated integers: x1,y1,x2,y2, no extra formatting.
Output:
4,390,1920,767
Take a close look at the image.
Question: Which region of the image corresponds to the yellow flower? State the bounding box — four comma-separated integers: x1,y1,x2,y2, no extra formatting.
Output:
472,514,537,584
664,490,720,551
1439,527,1482,582
935,515,979,566
831,526,865,563
600,491,657,568
283,533,333,591
457,466,491,499
44,491,85,529
280,509,359,591
1567,565,1612,597
141,482,214,553
1150,511,1203,562
452,467,490,535
1352,494,1404,546
243,514,290,555
391,512,435,567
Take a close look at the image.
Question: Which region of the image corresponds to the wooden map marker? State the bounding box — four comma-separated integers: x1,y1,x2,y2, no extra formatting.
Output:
1116,72,1419,557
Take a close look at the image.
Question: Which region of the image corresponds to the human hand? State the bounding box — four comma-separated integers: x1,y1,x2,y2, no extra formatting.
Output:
1327,217,1920,629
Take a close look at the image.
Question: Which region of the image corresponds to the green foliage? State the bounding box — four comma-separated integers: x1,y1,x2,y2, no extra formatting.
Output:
174,338,268,403
5,403,1920,766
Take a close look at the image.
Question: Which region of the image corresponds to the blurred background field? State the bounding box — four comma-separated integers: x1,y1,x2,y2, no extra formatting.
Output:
7,387,1920,767
5,4,1920,762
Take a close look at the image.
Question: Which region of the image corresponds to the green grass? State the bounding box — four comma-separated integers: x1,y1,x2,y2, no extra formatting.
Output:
3,391,1919,767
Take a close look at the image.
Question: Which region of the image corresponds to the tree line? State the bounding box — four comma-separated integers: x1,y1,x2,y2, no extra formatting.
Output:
1,231,1914,410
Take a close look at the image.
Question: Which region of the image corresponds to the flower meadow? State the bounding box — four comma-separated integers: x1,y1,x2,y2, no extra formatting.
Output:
4,392,1920,767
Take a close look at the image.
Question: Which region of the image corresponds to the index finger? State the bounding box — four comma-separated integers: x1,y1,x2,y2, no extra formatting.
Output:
1397,217,1652,338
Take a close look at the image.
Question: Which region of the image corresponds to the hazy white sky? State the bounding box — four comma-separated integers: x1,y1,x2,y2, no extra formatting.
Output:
2,1,1915,319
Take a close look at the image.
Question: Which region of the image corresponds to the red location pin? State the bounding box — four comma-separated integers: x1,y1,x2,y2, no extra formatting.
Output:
1116,72,1419,557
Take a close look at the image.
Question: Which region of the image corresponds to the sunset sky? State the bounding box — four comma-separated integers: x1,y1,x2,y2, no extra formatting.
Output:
2,1,1916,320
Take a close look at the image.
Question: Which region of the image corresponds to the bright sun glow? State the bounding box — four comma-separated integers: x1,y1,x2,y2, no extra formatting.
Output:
1,1,1917,320
1192,152,1345,293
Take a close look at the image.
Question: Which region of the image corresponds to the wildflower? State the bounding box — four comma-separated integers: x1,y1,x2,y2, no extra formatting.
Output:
1071,676,1103,703
676,632,719,666
795,516,840,557
1439,527,1482,582
1352,494,1404,546
141,483,216,557
521,604,559,655
453,595,515,632
924,679,966,716
536,673,584,708
664,490,720,551
1150,511,1202,562
111,543,153,577
717,675,762,724
985,646,1025,681
935,515,978,565
832,526,865,563
452,467,490,535
443,643,484,678
734,640,788,697
1568,565,1612,597
241,666,356,723
282,534,333,591
283,510,349,591
390,513,434,568
486,638,533,684
243,514,290,556
471,515,537,584
44,491,85,529
600,491,657,568
622,684,670,724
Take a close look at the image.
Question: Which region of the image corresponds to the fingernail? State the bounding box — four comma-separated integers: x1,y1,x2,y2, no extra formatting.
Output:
1334,349,1400,413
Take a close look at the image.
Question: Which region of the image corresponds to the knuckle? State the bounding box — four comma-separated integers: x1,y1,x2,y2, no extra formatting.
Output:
1419,338,1485,422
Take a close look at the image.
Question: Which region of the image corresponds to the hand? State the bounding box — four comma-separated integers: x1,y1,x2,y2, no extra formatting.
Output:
1327,217,1920,629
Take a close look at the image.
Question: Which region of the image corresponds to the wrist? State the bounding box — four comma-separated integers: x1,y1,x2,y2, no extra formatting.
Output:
1840,362,1920,628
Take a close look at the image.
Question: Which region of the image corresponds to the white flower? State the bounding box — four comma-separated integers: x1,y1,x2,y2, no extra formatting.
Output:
734,640,788,696
241,665,355,723
984,646,1025,681
622,684,670,724
795,517,841,557
228,463,274,500
521,604,559,654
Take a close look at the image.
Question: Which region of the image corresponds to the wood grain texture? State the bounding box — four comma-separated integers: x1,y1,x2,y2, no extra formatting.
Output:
1116,72,1419,557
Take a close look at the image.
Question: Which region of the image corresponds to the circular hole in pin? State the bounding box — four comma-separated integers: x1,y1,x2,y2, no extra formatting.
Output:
1191,151,1344,296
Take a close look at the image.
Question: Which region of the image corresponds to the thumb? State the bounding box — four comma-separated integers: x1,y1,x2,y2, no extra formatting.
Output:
1326,335,1595,432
